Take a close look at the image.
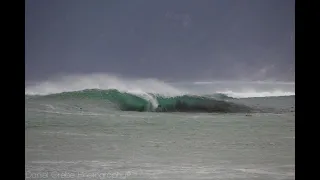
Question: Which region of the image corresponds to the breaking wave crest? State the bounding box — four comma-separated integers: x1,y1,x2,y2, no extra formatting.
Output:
25,74,294,113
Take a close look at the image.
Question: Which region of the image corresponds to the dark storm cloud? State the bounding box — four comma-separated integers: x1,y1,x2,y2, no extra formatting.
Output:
25,0,294,81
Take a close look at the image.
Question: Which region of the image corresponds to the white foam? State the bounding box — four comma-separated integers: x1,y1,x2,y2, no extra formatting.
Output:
217,89,295,98
25,73,295,99
193,80,295,85
25,73,185,97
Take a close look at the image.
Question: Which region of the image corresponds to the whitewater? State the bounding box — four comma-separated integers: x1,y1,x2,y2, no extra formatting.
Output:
25,74,295,180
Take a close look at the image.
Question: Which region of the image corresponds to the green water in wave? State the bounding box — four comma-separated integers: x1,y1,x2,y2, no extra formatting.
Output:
27,89,253,113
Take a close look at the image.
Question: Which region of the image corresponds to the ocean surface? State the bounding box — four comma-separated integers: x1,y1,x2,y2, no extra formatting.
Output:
25,74,295,180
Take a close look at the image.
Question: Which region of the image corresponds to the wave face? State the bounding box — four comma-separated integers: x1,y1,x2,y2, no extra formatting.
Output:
25,74,295,113
27,89,254,113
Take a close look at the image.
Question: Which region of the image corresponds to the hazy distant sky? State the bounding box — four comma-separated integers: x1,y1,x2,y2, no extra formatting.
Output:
25,0,295,82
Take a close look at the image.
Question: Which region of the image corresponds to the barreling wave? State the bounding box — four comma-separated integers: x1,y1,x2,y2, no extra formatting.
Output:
27,89,254,113
25,74,294,113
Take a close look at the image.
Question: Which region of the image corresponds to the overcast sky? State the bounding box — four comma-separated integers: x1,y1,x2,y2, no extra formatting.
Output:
25,0,294,82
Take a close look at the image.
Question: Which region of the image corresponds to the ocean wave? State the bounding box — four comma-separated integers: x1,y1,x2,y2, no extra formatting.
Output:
26,89,254,113
25,74,294,113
